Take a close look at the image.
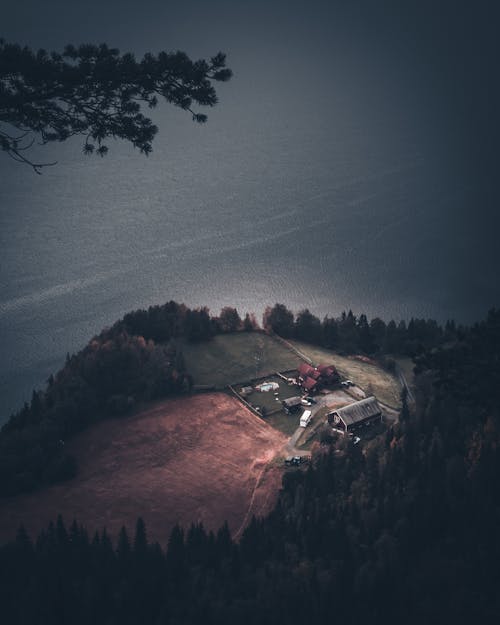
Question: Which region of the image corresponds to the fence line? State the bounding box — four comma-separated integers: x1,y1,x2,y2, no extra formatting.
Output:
266,330,313,365
227,384,263,418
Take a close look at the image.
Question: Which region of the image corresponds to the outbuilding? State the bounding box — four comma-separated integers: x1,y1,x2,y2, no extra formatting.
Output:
327,396,382,434
282,396,303,414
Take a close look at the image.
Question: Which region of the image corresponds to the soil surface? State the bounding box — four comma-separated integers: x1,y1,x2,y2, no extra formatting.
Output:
0,393,287,545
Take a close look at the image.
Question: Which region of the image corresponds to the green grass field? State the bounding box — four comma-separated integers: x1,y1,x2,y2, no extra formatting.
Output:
242,375,300,416
265,412,302,437
289,340,402,409
181,332,301,388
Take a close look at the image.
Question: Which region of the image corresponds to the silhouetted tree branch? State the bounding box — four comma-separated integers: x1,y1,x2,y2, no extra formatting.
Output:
0,40,232,173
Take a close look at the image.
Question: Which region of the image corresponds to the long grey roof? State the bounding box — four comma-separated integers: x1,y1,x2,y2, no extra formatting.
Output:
283,396,302,407
331,396,381,427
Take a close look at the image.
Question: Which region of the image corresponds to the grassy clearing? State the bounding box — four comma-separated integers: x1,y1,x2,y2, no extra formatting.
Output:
265,412,301,437
0,393,287,545
242,374,300,415
289,340,402,409
181,332,300,387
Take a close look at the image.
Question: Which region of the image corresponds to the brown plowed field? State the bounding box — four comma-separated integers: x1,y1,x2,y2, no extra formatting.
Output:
0,394,287,545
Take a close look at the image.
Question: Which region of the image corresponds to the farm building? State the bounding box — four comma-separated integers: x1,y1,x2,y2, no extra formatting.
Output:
282,396,302,414
327,396,382,434
298,363,321,379
316,363,338,380
302,376,319,392
297,362,339,393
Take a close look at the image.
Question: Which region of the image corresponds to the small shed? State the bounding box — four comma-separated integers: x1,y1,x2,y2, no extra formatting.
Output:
328,396,382,433
282,396,302,414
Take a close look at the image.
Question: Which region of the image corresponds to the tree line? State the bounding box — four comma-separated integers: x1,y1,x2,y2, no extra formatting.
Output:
263,303,459,358
0,299,465,499
1,309,499,623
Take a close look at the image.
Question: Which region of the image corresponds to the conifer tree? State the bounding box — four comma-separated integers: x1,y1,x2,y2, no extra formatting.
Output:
117,526,131,561
0,40,232,172
133,517,148,554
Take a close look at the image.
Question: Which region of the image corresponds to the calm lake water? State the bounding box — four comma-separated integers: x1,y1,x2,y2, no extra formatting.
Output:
0,97,498,423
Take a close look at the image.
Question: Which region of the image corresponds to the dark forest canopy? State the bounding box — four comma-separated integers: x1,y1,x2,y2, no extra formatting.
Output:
1,308,499,624
0,40,232,172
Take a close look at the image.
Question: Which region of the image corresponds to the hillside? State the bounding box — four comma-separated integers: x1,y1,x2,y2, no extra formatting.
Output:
1,308,500,625
0,394,287,544
181,332,301,387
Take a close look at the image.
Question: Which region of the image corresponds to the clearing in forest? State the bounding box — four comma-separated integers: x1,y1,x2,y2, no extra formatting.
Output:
181,332,301,388
0,394,287,545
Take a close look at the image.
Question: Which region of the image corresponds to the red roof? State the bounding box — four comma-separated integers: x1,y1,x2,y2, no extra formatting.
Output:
317,363,338,378
302,376,318,391
298,363,315,378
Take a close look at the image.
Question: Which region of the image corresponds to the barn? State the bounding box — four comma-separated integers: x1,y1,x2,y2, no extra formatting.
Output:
328,396,382,434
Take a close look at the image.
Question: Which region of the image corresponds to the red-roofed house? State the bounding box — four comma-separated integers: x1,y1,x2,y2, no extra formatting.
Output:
303,376,318,392
297,361,339,393
298,363,316,379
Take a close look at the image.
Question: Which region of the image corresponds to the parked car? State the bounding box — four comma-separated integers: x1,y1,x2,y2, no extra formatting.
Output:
284,456,310,466
304,396,317,404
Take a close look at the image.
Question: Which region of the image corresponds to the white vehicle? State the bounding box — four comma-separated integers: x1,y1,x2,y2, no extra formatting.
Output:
300,410,312,427
341,379,354,387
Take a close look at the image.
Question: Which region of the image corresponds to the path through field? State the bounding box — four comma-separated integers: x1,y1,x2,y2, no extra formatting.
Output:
0,394,287,545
